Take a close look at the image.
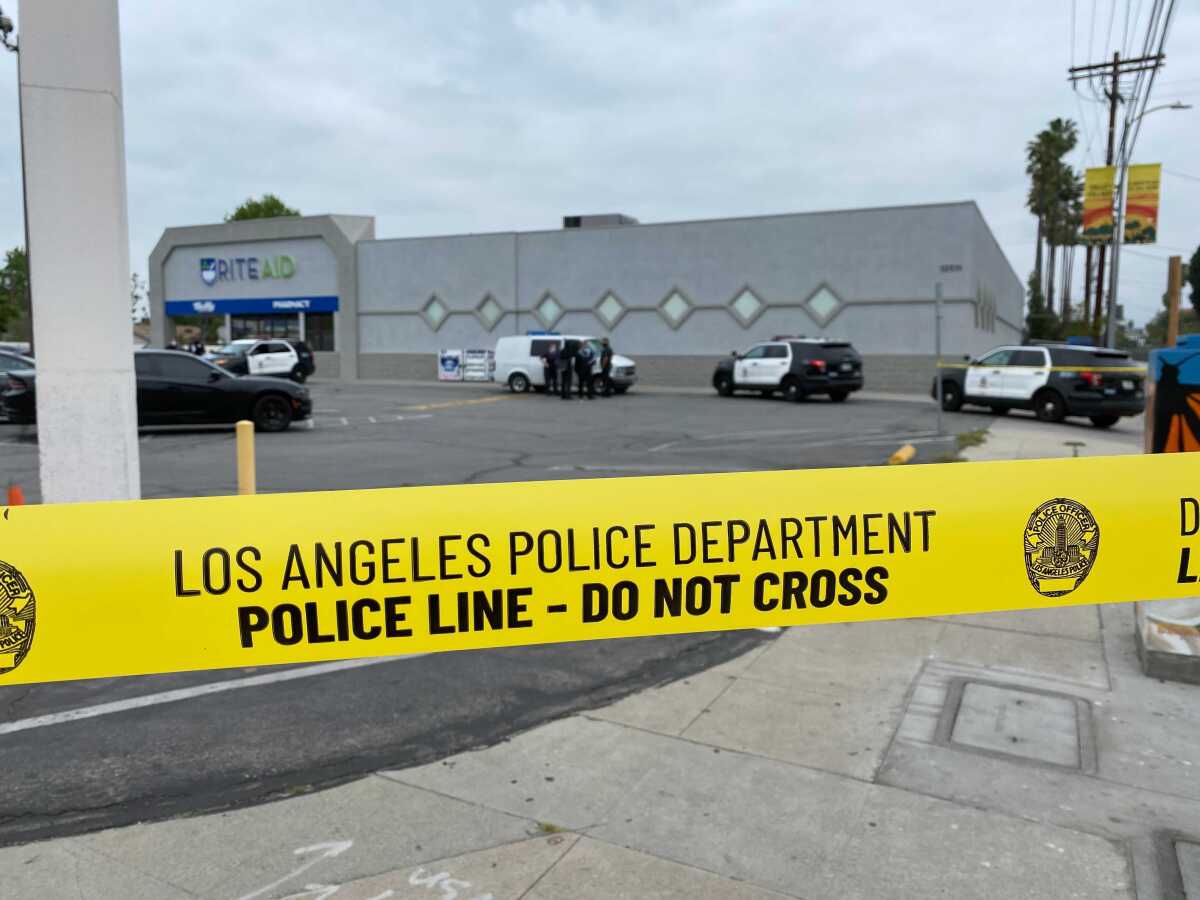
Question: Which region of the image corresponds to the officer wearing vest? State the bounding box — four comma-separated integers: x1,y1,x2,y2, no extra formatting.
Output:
599,338,614,396
558,339,578,399
575,341,597,399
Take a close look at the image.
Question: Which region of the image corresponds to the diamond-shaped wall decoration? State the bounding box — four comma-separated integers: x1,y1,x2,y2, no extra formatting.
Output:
658,288,694,329
475,293,504,330
729,286,766,327
534,291,564,329
803,284,844,326
421,294,450,331
594,291,627,329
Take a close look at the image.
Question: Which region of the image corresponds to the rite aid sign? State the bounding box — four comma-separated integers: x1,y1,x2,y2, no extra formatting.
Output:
200,255,296,286
164,237,339,317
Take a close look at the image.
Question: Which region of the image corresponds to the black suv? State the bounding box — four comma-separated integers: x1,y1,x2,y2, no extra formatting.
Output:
713,338,863,402
933,342,1145,427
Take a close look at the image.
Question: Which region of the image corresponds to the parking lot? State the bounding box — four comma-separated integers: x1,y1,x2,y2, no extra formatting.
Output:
2,380,967,503
0,379,1148,846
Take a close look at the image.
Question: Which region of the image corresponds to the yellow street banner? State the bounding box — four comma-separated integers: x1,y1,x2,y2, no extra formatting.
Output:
1082,165,1115,243
1124,162,1162,244
0,454,1197,686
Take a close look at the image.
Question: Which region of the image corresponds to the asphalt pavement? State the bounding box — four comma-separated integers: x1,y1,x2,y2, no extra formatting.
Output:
0,380,964,846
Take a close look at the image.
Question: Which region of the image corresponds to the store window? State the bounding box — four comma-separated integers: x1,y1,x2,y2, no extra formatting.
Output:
306,312,335,351
231,314,301,341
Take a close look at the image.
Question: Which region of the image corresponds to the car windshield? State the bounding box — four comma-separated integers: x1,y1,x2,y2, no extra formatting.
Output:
216,342,251,356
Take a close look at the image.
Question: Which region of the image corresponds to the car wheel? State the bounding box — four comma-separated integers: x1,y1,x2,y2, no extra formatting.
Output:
714,373,734,396
782,377,804,403
508,372,531,393
289,365,307,384
940,381,963,412
253,394,293,432
829,389,849,403
1033,389,1066,423
592,373,607,394
1090,414,1119,429
989,405,1009,415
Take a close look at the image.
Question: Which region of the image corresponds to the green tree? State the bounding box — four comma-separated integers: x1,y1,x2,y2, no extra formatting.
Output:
131,272,148,324
0,246,28,337
1025,272,1060,340
224,194,300,222
1188,244,1200,317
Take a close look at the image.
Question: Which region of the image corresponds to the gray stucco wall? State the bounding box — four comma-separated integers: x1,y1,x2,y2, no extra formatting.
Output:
150,202,1021,387
353,202,1022,372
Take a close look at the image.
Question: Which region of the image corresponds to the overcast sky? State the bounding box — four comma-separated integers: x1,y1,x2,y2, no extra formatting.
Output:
2,0,1199,327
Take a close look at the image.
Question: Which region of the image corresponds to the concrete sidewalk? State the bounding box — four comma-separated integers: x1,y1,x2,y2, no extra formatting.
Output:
4,416,1195,899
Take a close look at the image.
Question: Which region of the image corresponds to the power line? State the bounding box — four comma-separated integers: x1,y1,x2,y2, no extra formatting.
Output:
1165,168,1200,182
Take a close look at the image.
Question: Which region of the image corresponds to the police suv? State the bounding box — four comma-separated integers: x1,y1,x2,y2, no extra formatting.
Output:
933,342,1145,427
712,337,863,402
208,339,315,383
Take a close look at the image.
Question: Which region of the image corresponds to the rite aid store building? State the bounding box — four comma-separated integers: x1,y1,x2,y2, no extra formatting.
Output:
149,203,1023,389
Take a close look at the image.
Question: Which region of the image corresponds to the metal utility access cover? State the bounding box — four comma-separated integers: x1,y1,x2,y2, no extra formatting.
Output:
949,682,1082,768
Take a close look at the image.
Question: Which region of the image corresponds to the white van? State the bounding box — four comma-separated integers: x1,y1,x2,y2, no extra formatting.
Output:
494,334,637,394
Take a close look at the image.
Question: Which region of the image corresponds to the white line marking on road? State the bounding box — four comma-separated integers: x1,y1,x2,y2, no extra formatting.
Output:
0,655,423,736
313,408,340,414
369,416,377,423
304,418,315,430
339,417,349,426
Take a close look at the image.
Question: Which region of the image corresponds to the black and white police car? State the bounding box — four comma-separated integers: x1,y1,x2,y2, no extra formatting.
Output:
933,342,1145,428
208,339,315,383
712,337,863,402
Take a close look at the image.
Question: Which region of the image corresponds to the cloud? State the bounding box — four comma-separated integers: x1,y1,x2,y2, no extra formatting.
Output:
1,0,1198,326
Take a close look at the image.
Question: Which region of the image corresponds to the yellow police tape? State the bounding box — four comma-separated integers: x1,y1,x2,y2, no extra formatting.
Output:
0,453,1196,685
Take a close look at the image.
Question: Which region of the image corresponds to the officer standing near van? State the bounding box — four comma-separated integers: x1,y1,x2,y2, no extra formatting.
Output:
542,345,559,394
599,338,614,397
576,340,596,399
558,339,577,399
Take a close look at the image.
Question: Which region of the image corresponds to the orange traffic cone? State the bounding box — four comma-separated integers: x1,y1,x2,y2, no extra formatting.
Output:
6,483,25,506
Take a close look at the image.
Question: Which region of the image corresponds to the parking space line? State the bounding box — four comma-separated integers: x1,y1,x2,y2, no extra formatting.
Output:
0,655,425,736
398,396,510,412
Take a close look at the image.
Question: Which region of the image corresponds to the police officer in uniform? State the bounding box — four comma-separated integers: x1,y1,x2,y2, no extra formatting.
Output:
542,344,559,394
575,340,596,399
558,339,578,399
599,338,614,397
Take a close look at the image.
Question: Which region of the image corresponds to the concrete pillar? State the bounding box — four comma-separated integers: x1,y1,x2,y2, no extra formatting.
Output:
19,0,140,502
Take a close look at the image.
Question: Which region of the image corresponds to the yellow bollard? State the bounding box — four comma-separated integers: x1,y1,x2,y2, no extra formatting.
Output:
888,443,916,465
236,420,256,495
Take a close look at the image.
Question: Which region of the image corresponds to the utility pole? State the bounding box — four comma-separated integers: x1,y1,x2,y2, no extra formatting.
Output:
0,6,33,352
20,0,141,502
1068,50,1166,344
1166,255,1182,348
934,281,943,437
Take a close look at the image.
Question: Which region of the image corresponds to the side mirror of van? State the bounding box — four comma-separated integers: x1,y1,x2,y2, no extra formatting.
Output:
730,350,739,358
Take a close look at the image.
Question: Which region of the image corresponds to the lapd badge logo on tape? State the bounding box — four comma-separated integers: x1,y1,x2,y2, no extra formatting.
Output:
1024,498,1099,597
0,560,35,675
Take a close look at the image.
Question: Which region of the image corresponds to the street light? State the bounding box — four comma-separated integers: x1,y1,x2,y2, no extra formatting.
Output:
0,3,32,351
1105,101,1192,348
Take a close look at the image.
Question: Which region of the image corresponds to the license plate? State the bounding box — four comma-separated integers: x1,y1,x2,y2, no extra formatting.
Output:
839,362,853,372
1121,379,1134,390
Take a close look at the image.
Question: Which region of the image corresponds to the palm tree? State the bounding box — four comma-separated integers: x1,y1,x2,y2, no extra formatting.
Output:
1025,119,1079,314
